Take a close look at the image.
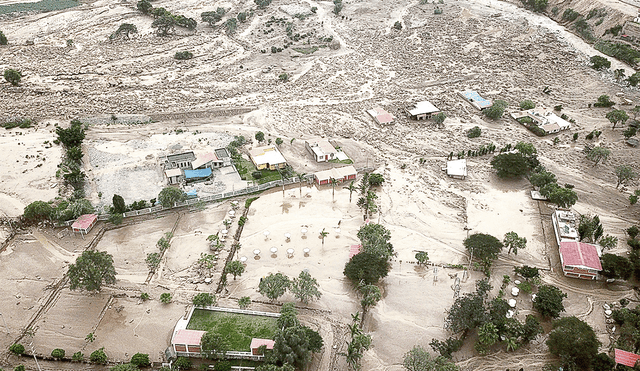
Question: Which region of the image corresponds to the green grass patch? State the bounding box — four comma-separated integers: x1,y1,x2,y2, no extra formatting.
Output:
292,46,319,55
0,0,79,15
328,159,353,164
187,310,278,351
233,156,282,184
1,118,33,129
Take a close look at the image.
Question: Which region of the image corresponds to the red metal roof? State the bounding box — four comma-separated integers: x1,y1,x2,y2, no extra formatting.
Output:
250,338,275,350
615,348,640,367
71,214,98,230
173,329,206,346
559,241,602,271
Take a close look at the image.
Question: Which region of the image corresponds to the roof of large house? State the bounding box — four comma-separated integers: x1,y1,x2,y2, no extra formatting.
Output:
559,241,602,271
192,152,220,169
72,214,98,230
306,138,337,155
408,101,440,115
250,338,275,350
166,151,196,162
615,349,640,367
184,168,212,179
249,146,287,166
314,165,357,181
173,329,207,346
367,107,394,124
165,168,182,177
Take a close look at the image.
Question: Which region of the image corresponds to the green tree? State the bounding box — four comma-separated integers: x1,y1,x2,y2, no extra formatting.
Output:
51,348,65,358
594,94,615,108
9,344,24,355
483,100,508,120
445,292,487,334
433,112,446,126
111,23,138,40
590,55,611,70
403,345,460,371
278,73,289,82
541,183,578,208
519,99,535,110
615,68,627,82
152,15,176,36
224,17,237,34
467,126,481,138
192,293,215,307
0,30,7,45
358,284,381,313
277,302,300,329
90,348,108,364
586,146,611,166
616,165,638,188
173,357,192,370
357,223,394,260
475,322,498,354
255,131,265,143
503,232,526,255
429,337,463,359
136,0,152,13
528,168,556,189
258,273,290,300
160,292,172,303
393,21,402,30
463,233,503,275
415,251,429,265
200,331,229,358
238,296,251,309
319,228,328,246
601,253,633,280
56,120,85,148
606,109,629,129
333,0,343,15
344,252,390,285
368,173,385,187
547,316,600,370
629,72,640,87
112,194,126,214
275,137,283,146
158,187,186,207
68,251,116,292
67,146,83,162
130,353,150,367
271,326,312,369
534,285,567,318
225,260,245,280
23,201,53,222
346,181,357,202
201,8,226,27
490,152,530,178
290,271,322,304
4,69,21,86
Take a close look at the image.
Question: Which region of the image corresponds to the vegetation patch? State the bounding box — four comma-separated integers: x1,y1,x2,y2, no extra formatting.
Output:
187,310,278,351
292,46,318,54
595,41,640,67
0,0,78,15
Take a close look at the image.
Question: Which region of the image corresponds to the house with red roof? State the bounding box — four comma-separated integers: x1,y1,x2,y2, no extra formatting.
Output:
615,349,640,367
71,214,98,236
559,241,602,280
367,107,395,125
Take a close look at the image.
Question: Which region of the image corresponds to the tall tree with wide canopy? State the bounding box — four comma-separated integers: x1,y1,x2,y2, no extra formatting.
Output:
463,233,503,275
68,251,116,292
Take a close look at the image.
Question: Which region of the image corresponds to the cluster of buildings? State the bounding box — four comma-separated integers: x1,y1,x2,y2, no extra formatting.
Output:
551,209,602,280
510,106,571,134
162,149,232,185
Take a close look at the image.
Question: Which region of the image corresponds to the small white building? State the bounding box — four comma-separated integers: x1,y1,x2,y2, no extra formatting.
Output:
165,168,183,185
249,145,287,170
446,159,467,179
305,138,338,162
406,101,440,120
367,107,395,125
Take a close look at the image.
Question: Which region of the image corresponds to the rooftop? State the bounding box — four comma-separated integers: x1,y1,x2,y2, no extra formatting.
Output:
306,138,337,155
250,338,275,350
191,152,219,169
314,165,357,181
367,107,395,124
615,349,640,367
165,168,182,177
559,241,602,271
446,159,467,177
173,329,206,346
249,146,287,166
72,214,98,230
184,168,212,179
459,91,493,109
407,101,440,116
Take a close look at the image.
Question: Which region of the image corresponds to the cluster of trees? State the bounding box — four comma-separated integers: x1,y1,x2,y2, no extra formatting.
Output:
201,6,251,34
145,231,173,271
136,0,197,36
108,194,157,224
344,223,393,285
251,303,323,371
355,173,384,220
490,141,539,178
578,214,617,250
258,271,322,304
444,279,545,356
483,100,508,120
519,0,547,12
528,165,578,208
109,23,138,40
333,0,343,15
342,313,371,371
546,317,601,370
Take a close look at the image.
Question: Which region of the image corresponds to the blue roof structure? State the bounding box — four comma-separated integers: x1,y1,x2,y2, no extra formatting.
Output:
186,189,197,197
184,168,212,179
460,91,493,109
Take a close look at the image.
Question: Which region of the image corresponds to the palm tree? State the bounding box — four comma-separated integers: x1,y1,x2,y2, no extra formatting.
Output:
330,178,338,199
319,228,328,246
359,173,370,196
346,181,356,203
296,172,307,196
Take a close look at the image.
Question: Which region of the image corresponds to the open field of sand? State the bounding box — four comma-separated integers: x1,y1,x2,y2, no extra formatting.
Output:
1,0,640,369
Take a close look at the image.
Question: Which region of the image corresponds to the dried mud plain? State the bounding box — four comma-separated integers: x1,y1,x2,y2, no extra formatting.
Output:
1,0,640,370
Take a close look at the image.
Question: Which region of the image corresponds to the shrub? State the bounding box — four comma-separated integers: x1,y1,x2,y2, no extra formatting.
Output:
627,226,640,239
14,366,25,371
140,292,150,300
90,348,107,364
174,357,192,370
160,292,172,303
593,95,614,108
554,105,563,111
483,100,508,120
72,351,84,361
0,30,7,45
192,293,215,307
238,215,248,226
278,73,289,82
9,344,24,355
520,100,535,110
4,69,21,86
51,348,65,359
393,21,402,30
214,361,232,371
562,8,580,22
131,353,151,367
174,51,193,60
467,126,481,138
